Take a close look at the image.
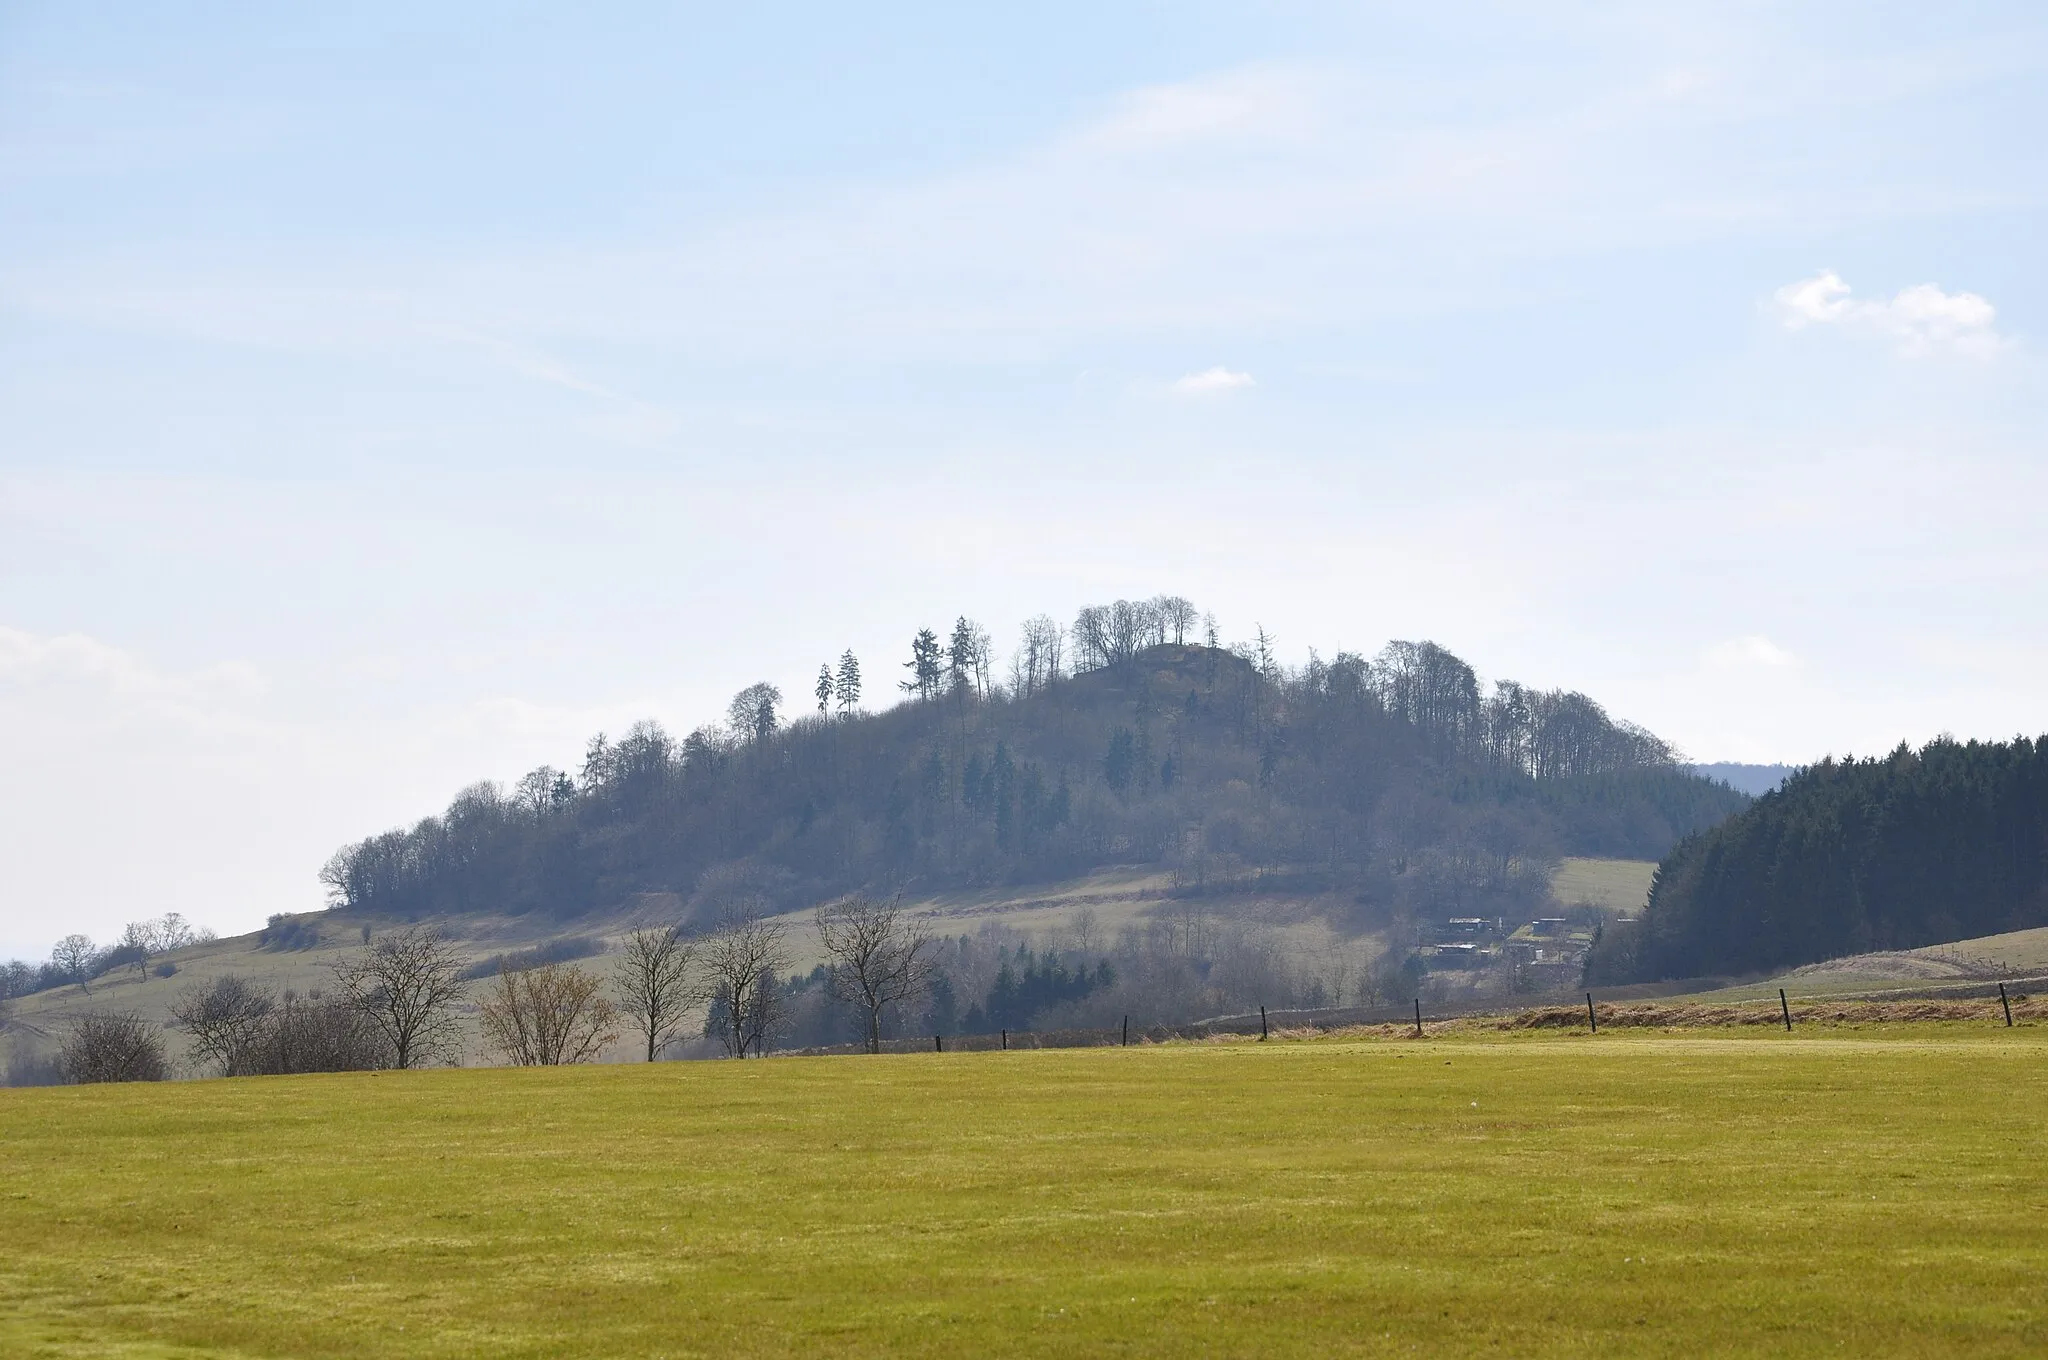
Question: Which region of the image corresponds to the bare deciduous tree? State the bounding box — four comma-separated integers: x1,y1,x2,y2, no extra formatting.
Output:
816,896,934,1054
51,933,97,993
478,963,619,1066
61,1011,169,1083
614,925,697,1061
332,926,468,1069
120,913,199,977
1154,595,1198,646
513,765,575,818
1012,615,1066,698
727,683,782,743
171,973,275,1076
701,911,790,1058
1070,905,1100,956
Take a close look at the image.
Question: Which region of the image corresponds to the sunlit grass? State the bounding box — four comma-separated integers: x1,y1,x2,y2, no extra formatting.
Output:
1551,856,1657,913
3,1027,2045,1357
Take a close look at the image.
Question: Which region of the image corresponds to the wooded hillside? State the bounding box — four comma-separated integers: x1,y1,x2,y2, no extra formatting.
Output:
1588,735,2048,983
320,606,1746,934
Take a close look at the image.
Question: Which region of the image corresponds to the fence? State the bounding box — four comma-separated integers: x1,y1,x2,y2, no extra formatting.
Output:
771,976,2045,1058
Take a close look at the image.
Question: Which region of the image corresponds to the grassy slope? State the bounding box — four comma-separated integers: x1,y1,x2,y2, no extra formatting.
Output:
0,856,1686,1068
3,1028,2045,1358
1675,926,2048,1004
1551,856,1656,914
7,864,1398,1064
4,916,586,1062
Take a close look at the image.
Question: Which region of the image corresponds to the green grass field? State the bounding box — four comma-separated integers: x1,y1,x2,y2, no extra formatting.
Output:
5,1029,2045,1358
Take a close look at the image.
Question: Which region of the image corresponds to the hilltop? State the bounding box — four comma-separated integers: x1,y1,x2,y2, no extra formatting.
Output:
6,618,1756,1070
320,627,1744,941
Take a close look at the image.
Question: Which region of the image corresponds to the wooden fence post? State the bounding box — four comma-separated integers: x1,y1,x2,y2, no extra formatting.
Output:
935,1033,942,1053
2000,982,2014,1027
1260,1005,1268,1041
1586,992,1597,1033
1779,989,1792,1031
1122,1015,1129,1047
1413,998,1422,1038
1001,1029,1007,1050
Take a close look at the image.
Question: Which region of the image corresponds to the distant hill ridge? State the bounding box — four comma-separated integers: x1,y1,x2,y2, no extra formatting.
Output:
321,615,1750,932
1692,763,1800,796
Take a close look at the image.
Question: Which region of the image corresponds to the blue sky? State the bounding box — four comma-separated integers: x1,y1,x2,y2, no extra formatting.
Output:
3,2,2045,958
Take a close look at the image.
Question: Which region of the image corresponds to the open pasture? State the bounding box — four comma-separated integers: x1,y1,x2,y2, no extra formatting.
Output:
1550,856,1657,915
4,1028,2046,1357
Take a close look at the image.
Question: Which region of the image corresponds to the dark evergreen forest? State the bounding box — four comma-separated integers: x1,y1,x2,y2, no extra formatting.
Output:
320,604,1747,932
1588,735,2048,983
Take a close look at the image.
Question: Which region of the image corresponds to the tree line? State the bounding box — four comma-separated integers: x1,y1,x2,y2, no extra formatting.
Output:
314,596,1745,943
36,896,944,1083
1586,735,2048,983
24,889,1427,1084
1,914,216,1002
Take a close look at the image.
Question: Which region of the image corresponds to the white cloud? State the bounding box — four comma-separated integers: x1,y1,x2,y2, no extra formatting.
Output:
1076,66,1321,155
0,625,264,707
1773,270,2006,357
1708,635,1796,669
1173,366,1256,396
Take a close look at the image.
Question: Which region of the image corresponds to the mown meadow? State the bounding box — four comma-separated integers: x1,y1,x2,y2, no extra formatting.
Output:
3,1027,2045,1357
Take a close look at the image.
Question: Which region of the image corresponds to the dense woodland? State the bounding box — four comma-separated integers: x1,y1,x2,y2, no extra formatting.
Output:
320,599,1744,936
1587,735,2048,983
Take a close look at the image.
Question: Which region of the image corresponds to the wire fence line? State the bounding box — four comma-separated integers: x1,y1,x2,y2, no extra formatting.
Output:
770,977,2045,1058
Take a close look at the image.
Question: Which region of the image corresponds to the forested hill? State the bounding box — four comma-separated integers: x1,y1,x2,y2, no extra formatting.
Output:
1588,735,2048,984
321,613,1747,930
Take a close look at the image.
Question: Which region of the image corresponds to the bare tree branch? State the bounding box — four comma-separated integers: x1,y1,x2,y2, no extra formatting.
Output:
613,925,697,1061
61,1011,169,1083
478,962,619,1066
816,895,934,1054
170,974,275,1076
332,926,468,1069
701,908,790,1059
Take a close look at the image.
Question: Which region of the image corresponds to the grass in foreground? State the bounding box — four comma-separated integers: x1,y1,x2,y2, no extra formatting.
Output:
3,1028,2046,1358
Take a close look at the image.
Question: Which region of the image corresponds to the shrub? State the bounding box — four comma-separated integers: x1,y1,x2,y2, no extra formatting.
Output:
259,915,322,952
460,935,601,981
478,963,618,1065
61,1012,169,1084
253,993,388,1074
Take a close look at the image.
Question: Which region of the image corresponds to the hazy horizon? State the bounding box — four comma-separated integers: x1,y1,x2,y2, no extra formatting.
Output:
5,3,2045,959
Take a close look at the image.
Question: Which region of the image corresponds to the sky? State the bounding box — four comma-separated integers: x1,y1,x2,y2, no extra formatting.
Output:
3,2,2045,960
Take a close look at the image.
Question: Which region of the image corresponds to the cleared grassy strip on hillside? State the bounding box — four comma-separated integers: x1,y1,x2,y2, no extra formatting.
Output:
3,1031,2046,1358
1551,856,1657,914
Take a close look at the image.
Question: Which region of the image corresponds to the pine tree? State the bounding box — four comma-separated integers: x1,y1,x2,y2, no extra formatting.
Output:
816,664,834,716
835,649,862,716
1103,729,1136,794
902,629,943,701
948,617,976,696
